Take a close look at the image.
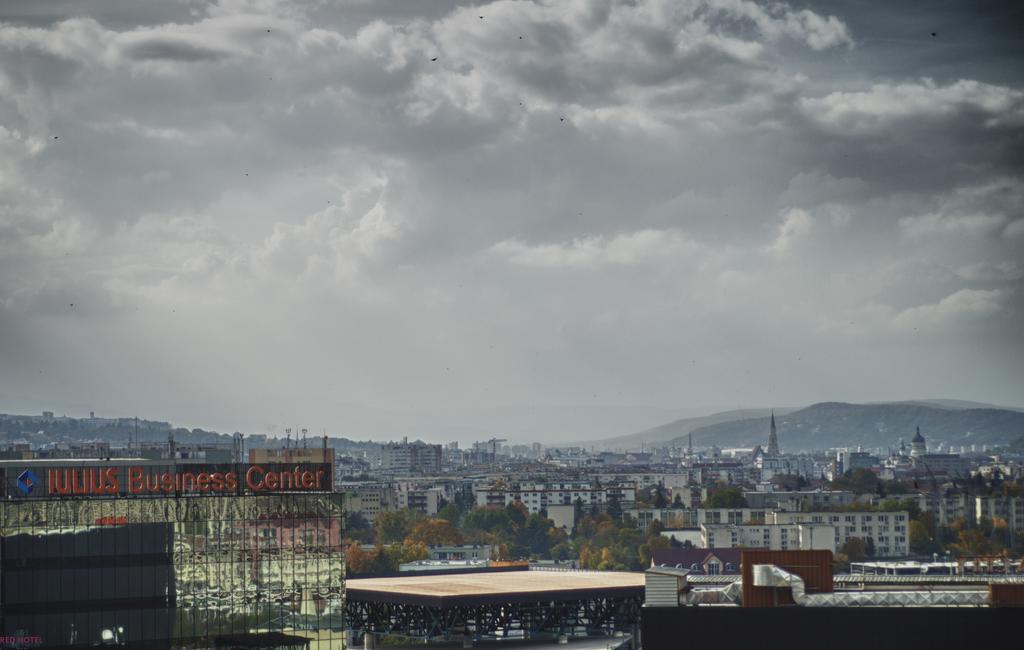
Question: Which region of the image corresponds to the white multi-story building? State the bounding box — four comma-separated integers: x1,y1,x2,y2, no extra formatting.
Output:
976,495,1024,533
596,473,692,493
743,490,862,511
700,510,909,557
629,507,769,532
770,511,910,557
701,522,837,553
908,492,971,527
474,481,637,515
755,454,819,480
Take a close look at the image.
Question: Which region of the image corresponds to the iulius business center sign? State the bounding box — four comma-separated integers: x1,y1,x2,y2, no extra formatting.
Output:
2,463,332,499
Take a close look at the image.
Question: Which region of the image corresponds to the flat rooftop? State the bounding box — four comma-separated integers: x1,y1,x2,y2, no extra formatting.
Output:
347,570,644,606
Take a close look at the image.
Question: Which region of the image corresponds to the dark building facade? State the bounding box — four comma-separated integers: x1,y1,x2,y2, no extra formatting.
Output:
0,460,344,649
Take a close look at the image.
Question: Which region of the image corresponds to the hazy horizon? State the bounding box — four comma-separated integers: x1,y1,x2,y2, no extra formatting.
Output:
5,397,1023,447
1,1,1022,444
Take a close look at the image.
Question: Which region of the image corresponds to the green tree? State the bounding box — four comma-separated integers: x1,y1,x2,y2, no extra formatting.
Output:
880,498,921,520
344,511,374,543
705,487,748,508
909,519,939,555
374,509,422,544
453,484,476,513
841,537,867,563
606,493,623,521
438,502,461,525
653,483,668,508
518,513,556,557
831,469,880,495
463,506,514,538
505,502,528,529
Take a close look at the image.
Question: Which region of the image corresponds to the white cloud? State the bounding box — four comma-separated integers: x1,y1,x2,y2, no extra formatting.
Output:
956,261,1024,282
251,175,401,284
1004,219,1024,240
899,212,1007,239
765,208,812,256
491,228,697,269
893,288,1008,331
721,2,853,51
801,79,1024,134
0,18,111,63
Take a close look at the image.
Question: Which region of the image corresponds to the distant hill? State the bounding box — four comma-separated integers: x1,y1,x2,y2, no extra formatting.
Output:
867,399,1024,412
0,412,383,454
579,407,799,451
675,402,1024,452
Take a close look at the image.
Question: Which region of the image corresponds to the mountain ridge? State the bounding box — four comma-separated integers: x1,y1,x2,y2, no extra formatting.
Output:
677,401,1024,452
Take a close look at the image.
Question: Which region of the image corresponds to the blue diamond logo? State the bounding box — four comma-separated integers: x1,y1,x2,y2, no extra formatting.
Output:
17,469,40,495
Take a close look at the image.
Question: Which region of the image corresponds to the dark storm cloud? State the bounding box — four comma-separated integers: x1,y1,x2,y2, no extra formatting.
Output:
118,35,234,62
0,0,1021,439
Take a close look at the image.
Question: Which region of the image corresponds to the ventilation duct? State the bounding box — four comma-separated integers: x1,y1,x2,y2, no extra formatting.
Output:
681,577,742,605
752,564,988,607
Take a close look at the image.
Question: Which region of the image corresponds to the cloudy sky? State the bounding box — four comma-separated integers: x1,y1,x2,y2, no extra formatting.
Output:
1,0,1022,443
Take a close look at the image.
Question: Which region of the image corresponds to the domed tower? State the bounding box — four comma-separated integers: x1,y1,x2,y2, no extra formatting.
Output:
910,426,926,457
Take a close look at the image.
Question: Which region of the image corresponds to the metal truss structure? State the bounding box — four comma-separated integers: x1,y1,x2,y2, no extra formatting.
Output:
345,594,643,642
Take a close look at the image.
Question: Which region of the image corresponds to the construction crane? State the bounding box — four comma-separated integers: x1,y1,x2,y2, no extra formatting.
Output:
487,437,507,461
921,460,939,494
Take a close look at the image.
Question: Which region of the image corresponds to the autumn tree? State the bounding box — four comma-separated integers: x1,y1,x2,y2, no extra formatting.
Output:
345,542,373,575
406,518,464,546
638,535,671,567
951,529,997,556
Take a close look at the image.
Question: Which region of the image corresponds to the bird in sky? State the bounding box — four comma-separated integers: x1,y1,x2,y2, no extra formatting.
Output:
431,57,438,61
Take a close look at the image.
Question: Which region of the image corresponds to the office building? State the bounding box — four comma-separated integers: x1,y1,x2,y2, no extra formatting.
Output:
0,459,344,648
380,439,442,475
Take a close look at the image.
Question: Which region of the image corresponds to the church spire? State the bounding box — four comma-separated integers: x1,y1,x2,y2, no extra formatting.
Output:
767,409,780,456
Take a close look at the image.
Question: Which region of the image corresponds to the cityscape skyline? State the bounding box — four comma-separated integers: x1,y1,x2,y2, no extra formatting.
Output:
2,2,1023,648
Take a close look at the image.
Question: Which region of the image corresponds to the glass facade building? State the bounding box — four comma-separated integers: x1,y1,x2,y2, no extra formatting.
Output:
0,462,344,650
